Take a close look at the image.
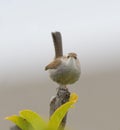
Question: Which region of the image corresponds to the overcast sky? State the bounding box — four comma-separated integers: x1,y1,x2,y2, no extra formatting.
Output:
0,0,120,87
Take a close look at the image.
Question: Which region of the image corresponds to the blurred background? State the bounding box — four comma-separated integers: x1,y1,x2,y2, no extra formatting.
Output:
0,0,120,130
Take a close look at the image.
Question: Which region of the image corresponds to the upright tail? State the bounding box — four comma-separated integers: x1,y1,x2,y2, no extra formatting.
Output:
51,32,63,58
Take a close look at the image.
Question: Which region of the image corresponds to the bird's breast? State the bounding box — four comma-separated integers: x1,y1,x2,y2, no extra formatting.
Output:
49,59,81,85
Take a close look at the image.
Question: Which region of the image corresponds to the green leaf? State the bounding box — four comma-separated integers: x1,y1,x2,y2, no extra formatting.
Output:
48,93,78,130
20,109,47,130
6,93,78,130
6,115,34,130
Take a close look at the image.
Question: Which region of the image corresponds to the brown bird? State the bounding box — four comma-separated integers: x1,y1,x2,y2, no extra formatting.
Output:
45,52,81,87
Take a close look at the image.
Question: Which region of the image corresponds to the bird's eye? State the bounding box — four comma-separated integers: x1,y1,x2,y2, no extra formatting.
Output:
74,56,77,59
67,56,70,58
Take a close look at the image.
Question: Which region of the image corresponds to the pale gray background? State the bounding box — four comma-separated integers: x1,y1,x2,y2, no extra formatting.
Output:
0,0,120,130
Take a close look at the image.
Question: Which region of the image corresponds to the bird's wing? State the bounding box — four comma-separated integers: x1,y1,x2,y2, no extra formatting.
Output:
45,58,62,70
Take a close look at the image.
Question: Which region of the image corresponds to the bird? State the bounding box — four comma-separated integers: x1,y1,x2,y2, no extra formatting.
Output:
45,52,81,87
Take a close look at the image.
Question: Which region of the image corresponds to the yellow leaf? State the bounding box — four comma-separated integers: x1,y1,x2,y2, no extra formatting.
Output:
5,115,34,130
69,93,78,103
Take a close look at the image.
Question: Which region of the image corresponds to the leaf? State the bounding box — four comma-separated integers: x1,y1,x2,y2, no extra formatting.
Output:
20,109,47,130
69,93,78,103
48,93,78,130
5,115,34,130
5,93,78,130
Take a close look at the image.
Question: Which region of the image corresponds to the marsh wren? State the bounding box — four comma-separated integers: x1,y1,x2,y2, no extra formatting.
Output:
45,52,81,86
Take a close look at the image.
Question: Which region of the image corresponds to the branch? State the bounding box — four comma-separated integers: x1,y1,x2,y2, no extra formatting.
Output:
50,87,70,130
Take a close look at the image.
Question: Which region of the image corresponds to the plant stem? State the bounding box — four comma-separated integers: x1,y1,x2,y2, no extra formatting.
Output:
49,87,70,130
